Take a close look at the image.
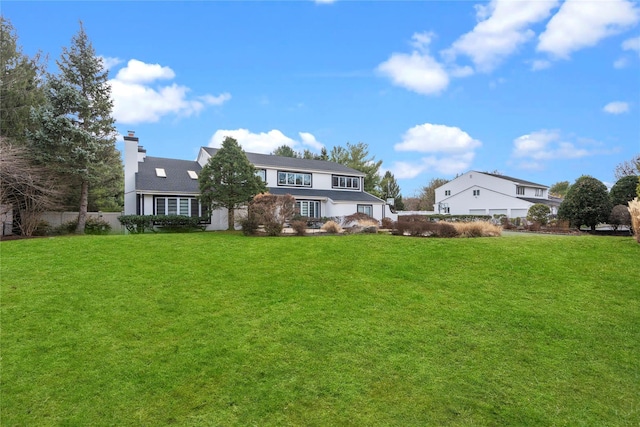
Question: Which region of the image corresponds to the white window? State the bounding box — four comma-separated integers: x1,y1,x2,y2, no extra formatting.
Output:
155,197,204,217
296,200,320,218
473,190,480,196
332,175,360,190
516,186,525,195
278,171,312,187
535,188,543,197
445,190,451,196
357,205,373,216
255,169,266,182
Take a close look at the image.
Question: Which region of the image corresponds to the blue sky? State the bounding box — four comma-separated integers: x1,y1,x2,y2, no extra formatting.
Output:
5,0,640,196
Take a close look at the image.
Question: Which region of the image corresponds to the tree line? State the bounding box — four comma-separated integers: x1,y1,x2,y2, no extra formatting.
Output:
1,17,122,235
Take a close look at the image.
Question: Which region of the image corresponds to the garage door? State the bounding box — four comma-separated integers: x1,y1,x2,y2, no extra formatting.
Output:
489,209,508,216
511,209,527,218
469,209,486,215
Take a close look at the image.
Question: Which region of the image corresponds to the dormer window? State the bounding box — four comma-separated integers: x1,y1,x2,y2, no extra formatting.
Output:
187,170,198,179
155,168,166,178
516,186,525,195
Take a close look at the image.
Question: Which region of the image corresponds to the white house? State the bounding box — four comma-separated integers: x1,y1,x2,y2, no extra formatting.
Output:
123,133,392,230
434,171,562,218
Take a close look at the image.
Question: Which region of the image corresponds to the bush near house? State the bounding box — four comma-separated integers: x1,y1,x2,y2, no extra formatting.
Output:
527,203,551,225
117,215,205,233
52,217,112,235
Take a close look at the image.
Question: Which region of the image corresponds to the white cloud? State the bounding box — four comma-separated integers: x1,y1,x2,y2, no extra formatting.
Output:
511,129,605,169
209,129,323,154
613,57,628,68
391,123,482,178
109,59,230,124
298,132,324,151
622,35,640,55
395,123,482,153
537,0,640,59
99,56,123,70
377,33,450,95
115,59,175,83
443,0,559,72
531,59,551,71
391,153,476,178
603,101,630,114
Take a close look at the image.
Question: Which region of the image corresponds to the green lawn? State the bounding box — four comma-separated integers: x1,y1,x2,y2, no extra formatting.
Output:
1,233,638,426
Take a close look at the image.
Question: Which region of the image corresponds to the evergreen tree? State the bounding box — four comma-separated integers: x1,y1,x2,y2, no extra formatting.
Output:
0,17,46,143
330,142,382,197
271,145,298,158
199,137,267,230
29,23,119,233
558,175,611,231
609,175,639,207
380,171,404,210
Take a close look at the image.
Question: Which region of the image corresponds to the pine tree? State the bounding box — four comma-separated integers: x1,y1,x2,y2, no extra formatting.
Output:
198,137,267,230
380,171,404,210
29,23,119,233
0,17,46,143
330,142,383,197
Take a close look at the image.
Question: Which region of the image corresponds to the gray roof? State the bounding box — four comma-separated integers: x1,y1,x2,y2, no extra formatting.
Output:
517,197,562,207
202,147,365,176
482,172,548,188
268,187,384,203
136,156,201,193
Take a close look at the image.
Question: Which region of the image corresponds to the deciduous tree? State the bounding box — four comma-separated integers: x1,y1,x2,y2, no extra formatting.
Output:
558,176,611,231
29,23,119,233
199,136,266,230
549,181,570,198
614,154,640,180
419,178,449,211
0,137,63,236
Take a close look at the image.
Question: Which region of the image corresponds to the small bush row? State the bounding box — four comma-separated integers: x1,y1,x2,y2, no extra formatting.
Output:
117,215,206,233
392,220,501,238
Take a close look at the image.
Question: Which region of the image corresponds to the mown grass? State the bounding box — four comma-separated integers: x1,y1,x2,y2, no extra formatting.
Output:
1,233,638,426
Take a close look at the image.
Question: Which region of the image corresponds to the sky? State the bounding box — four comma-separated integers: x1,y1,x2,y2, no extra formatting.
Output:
4,0,640,196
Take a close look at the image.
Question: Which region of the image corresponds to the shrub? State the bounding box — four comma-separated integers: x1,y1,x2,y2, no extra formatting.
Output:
118,215,155,234
290,220,307,236
84,217,112,235
263,222,283,236
435,222,460,238
344,212,377,227
249,193,296,236
381,217,394,229
321,220,343,234
154,215,205,233
452,221,501,238
609,205,631,231
238,214,259,236
527,203,551,225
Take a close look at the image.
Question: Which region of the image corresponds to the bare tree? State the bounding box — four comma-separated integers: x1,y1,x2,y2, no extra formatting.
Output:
614,154,640,180
0,138,63,236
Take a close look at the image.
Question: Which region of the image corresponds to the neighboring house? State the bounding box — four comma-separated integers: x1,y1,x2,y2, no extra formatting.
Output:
123,133,392,230
434,171,562,218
